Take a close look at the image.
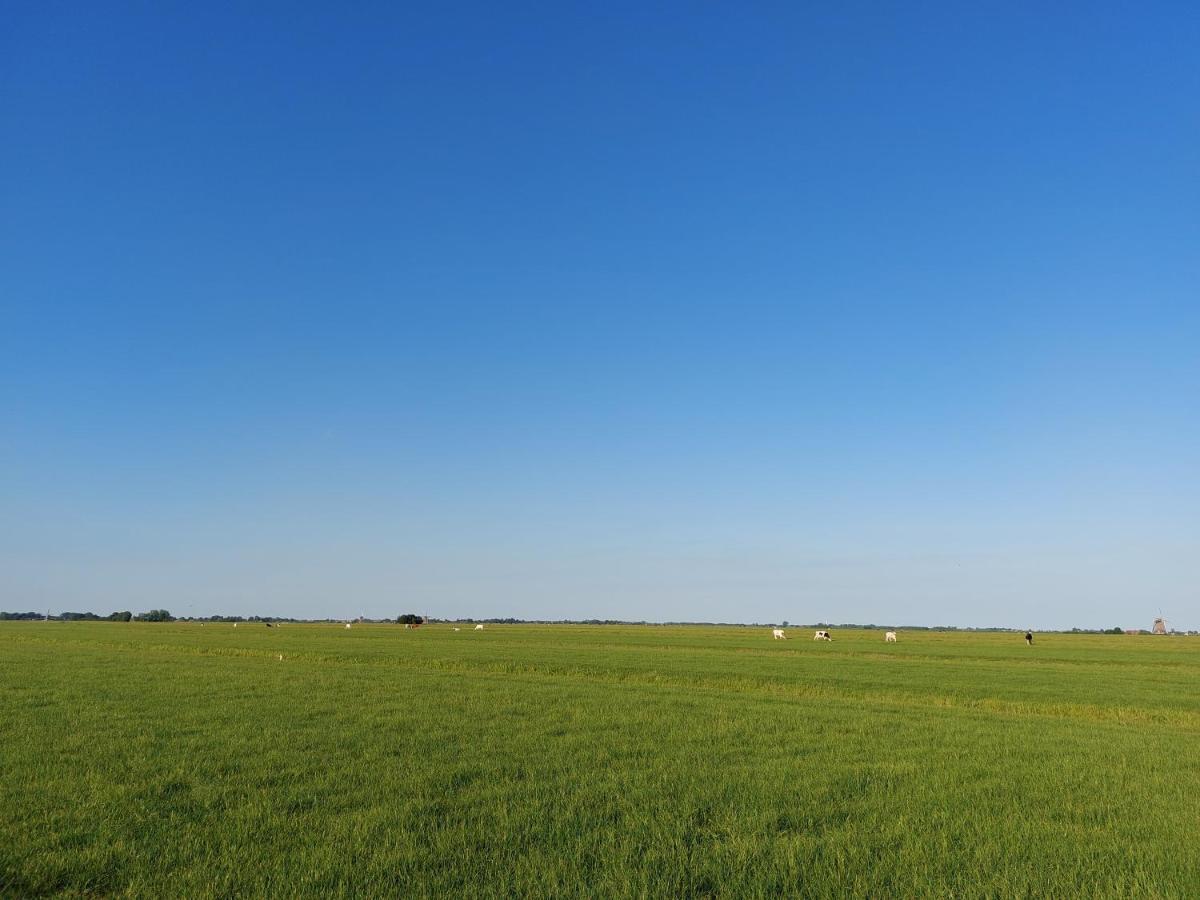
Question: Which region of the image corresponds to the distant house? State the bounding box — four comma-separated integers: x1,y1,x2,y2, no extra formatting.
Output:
1125,629,1140,636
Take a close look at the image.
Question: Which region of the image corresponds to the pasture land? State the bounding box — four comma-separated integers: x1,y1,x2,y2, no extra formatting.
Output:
2,622,1199,897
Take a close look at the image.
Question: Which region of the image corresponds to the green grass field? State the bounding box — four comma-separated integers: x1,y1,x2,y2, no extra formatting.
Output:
3,622,1199,898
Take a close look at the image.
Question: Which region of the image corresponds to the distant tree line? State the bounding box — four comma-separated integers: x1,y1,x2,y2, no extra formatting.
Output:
1,610,156,622
1,610,136,621
0,612,1174,633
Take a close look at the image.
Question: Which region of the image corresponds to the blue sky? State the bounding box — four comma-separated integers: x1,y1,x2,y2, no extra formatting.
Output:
3,3,1197,627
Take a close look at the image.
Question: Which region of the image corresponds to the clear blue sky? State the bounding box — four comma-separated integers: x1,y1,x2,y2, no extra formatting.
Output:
3,3,1197,627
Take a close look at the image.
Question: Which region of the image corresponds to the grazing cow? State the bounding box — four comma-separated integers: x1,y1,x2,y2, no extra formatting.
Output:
404,623,412,630
453,627,460,632
885,631,897,642
278,654,283,661
814,630,832,641
474,624,484,631
265,622,273,628
345,623,352,629
1025,631,1033,646
233,622,237,628
772,629,787,640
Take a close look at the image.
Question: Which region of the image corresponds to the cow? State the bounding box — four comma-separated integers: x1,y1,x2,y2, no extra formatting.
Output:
474,624,484,631
814,630,832,641
453,627,460,632
404,623,412,630
885,631,897,642
772,629,787,640
345,623,352,629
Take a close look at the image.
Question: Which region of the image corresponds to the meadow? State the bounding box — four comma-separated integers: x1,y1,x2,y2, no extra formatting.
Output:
2,622,1199,898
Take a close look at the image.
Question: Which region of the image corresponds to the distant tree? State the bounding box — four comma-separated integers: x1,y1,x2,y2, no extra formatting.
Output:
1106,626,1125,635
782,620,789,627
136,609,174,622
396,613,425,625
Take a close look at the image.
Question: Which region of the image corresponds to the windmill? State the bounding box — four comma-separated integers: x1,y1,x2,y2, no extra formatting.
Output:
1152,613,1167,635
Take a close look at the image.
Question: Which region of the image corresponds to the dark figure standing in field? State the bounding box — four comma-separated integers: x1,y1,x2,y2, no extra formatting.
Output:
1025,631,1033,646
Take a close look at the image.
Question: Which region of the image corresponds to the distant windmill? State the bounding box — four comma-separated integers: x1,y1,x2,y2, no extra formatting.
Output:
1152,616,1167,635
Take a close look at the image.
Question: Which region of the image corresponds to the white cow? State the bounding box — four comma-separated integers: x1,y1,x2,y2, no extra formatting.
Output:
453,627,460,632
885,631,897,642
345,623,352,629
814,630,832,641
474,624,484,631
772,629,787,640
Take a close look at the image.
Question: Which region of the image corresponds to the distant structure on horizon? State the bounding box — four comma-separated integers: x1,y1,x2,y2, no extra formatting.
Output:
1152,617,1167,635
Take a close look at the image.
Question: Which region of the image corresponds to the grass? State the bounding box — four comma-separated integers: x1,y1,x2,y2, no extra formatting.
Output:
2,622,1199,898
